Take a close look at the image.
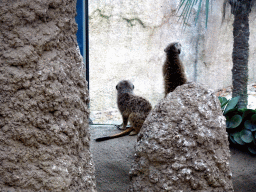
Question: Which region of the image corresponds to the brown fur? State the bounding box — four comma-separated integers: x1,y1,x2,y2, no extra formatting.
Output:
95,80,152,142
163,42,187,97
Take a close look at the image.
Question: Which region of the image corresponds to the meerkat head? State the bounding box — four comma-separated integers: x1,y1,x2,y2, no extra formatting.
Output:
164,42,181,54
116,80,134,94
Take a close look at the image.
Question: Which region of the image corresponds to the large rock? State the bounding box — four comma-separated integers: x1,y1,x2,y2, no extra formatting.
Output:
128,82,234,191
0,0,96,191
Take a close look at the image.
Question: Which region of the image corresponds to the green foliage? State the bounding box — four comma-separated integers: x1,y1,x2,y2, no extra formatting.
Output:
177,0,211,28
226,114,242,128
219,96,256,154
223,96,240,115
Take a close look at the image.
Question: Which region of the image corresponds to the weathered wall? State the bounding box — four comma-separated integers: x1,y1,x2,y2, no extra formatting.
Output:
0,0,96,191
89,0,256,123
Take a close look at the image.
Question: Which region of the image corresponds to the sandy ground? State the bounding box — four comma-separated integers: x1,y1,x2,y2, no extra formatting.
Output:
90,125,256,192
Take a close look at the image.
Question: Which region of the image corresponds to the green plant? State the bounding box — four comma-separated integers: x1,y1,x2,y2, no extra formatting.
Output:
177,0,210,28
178,0,256,108
219,96,256,154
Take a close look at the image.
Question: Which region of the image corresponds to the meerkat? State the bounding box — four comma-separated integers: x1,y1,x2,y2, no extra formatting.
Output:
95,80,152,142
163,42,187,97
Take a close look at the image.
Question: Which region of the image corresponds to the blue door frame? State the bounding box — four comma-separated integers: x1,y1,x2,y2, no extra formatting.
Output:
76,0,89,90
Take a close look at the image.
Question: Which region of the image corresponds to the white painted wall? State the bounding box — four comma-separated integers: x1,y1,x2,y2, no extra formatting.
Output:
89,0,256,123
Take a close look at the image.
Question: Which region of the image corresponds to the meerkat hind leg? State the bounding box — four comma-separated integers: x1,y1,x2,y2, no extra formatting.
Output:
118,114,129,130
129,129,139,136
128,113,143,136
115,123,124,130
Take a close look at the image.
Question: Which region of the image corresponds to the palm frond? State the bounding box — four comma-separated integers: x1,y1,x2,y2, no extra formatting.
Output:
177,0,211,28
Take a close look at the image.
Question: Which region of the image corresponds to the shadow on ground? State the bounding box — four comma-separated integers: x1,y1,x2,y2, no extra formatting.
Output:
90,125,256,192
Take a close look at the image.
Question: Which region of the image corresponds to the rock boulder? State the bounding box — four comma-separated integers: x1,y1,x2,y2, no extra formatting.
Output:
128,82,234,192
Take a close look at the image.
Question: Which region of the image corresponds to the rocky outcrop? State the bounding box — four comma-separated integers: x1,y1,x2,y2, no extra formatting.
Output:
128,82,234,192
0,0,96,191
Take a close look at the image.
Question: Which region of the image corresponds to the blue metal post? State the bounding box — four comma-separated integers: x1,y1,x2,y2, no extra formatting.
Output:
76,0,89,90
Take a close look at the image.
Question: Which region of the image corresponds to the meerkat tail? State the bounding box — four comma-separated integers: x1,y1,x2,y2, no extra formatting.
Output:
95,127,133,142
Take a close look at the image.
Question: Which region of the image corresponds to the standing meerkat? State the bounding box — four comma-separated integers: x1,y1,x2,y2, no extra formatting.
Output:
95,80,152,142
163,42,187,97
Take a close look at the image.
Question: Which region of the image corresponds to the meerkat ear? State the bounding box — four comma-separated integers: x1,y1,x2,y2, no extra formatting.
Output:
116,85,118,90
133,85,134,89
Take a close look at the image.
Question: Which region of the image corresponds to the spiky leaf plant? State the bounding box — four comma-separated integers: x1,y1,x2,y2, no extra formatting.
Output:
219,96,256,154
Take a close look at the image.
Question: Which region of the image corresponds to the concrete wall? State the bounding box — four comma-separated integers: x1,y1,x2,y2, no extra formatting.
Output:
89,0,256,123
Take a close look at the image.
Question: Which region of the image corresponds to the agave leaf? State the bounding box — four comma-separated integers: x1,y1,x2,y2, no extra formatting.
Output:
218,96,228,104
244,120,253,130
224,96,240,115
221,100,229,110
248,146,256,155
251,114,256,124
252,125,256,132
252,132,256,145
218,97,229,110
224,108,238,116
232,132,245,145
250,114,256,131
238,108,247,113
240,129,253,143
242,109,255,119
244,120,256,132
225,116,230,128
229,135,237,144
228,114,242,128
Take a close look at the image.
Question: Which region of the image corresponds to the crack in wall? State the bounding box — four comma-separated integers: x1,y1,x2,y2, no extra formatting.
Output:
89,9,148,28
89,9,111,20
122,17,146,28
89,8,180,36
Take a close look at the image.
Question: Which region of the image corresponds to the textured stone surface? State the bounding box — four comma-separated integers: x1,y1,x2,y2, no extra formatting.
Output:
128,82,234,192
0,0,96,191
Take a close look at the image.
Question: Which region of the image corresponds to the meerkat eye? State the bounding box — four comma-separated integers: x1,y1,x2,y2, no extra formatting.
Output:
116,85,118,90
133,85,134,89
